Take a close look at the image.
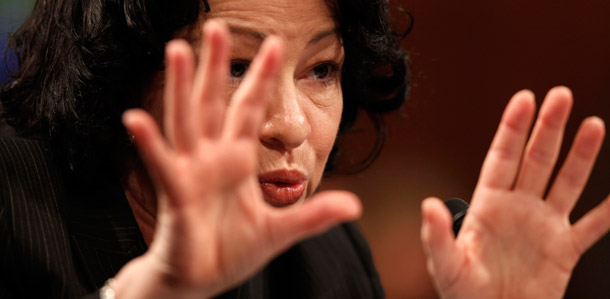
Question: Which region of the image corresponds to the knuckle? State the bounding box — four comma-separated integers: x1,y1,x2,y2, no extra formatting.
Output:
557,170,583,191
574,143,597,161
539,113,564,131
489,146,519,162
503,116,528,134
526,147,556,168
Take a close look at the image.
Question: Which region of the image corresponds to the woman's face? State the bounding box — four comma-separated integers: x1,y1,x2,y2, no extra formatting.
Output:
166,0,344,206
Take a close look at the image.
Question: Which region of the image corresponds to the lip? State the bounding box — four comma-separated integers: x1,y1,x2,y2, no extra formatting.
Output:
258,169,307,207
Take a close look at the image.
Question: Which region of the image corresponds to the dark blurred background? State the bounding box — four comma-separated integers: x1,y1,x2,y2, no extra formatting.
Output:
2,0,609,298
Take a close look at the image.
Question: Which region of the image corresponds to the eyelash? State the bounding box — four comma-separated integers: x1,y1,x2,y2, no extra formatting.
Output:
228,60,340,87
308,62,340,87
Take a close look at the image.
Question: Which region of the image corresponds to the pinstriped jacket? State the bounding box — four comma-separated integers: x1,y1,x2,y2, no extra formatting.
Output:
0,136,384,298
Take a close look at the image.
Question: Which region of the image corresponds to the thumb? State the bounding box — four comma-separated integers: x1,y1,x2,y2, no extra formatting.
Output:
265,190,362,252
421,197,463,289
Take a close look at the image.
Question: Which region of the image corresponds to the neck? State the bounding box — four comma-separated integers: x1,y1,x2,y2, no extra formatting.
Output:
124,164,158,246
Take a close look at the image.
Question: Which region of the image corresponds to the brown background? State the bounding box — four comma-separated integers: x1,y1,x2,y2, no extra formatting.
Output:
322,0,610,298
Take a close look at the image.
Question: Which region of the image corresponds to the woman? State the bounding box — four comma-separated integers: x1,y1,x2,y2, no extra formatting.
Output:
1,1,609,299
2,0,399,297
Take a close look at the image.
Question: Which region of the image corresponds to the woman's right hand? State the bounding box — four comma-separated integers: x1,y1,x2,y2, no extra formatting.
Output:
114,20,361,298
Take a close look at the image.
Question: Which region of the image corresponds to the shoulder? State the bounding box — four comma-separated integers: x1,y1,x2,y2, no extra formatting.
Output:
0,136,87,298
0,135,59,186
0,135,63,257
0,136,66,217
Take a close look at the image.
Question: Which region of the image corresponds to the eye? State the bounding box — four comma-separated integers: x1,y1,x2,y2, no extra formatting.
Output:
305,62,340,87
309,63,337,80
230,60,250,79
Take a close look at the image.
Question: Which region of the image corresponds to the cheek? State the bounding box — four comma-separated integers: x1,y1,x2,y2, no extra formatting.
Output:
301,84,343,156
307,90,343,181
311,108,342,158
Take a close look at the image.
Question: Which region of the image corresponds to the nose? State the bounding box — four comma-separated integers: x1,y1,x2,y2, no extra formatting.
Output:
259,77,311,151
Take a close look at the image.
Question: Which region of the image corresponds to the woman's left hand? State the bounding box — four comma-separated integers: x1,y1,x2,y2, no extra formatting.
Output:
421,87,610,298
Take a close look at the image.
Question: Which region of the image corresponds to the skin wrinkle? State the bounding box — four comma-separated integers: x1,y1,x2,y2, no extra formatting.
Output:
229,26,337,47
209,0,334,41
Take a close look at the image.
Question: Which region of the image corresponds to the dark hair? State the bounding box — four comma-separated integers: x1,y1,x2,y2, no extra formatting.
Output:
0,0,409,182
328,0,410,174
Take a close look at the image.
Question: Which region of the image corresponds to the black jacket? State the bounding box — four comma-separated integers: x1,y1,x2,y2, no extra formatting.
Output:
0,136,384,298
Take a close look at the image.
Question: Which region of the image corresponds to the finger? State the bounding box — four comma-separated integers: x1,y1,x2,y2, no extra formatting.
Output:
192,20,231,138
264,191,361,252
571,194,610,254
420,197,462,288
123,109,173,190
547,117,605,215
477,90,536,190
224,36,283,139
164,40,196,152
514,86,572,196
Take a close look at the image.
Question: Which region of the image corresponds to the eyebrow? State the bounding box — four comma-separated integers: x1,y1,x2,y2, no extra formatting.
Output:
228,26,337,45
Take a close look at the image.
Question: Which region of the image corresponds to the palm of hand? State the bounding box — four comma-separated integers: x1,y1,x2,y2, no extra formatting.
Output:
422,88,610,299
153,139,267,287
122,21,360,296
450,189,576,298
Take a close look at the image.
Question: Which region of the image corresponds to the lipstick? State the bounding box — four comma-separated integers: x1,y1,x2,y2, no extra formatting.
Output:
258,169,306,206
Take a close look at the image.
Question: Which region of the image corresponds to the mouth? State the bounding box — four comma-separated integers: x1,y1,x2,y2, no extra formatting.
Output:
258,169,307,207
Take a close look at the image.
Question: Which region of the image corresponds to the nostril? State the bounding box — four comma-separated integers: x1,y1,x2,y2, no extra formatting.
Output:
260,137,286,151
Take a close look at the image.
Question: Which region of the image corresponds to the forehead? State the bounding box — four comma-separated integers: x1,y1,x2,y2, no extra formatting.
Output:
206,0,337,39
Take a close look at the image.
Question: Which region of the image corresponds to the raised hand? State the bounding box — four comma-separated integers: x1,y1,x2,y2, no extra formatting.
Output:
116,20,361,298
421,87,610,298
